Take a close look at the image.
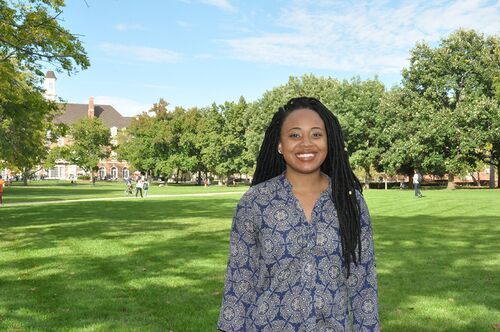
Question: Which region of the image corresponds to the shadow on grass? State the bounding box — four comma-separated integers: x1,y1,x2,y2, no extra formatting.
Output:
0,198,499,331
374,214,500,332
0,197,237,331
5,186,124,201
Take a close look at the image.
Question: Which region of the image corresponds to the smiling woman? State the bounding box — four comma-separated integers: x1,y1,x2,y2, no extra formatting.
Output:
217,97,379,331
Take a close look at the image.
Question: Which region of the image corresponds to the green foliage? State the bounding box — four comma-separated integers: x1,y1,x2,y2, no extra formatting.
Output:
0,0,89,183
0,0,90,75
385,29,499,182
118,97,252,183
63,117,111,172
0,68,60,183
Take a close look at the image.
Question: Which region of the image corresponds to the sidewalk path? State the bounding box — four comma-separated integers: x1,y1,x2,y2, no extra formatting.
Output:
2,191,245,207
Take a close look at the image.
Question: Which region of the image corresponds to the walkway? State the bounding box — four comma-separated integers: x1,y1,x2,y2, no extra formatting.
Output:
2,191,244,207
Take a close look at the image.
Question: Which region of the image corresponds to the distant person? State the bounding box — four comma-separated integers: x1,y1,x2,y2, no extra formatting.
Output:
413,169,423,198
125,177,133,195
217,97,379,331
399,177,406,189
0,175,5,206
143,178,149,197
135,174,144,198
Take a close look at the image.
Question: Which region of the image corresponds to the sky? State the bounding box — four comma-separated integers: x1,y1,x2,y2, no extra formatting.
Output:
51,0,499,117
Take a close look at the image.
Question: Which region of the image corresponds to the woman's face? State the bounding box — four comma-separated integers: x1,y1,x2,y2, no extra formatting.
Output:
279,108,328,176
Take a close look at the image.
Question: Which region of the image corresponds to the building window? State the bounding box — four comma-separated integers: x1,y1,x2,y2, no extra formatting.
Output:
123,168,129,179
99,167,106,180
48,165,65,179
110,126,118,137
111,167,118,179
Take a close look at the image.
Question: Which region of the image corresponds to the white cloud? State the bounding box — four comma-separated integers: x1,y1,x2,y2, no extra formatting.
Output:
100,43,181,63
176,20,193,28
91,96,151,117
223,0,499,74
113,23,145,31
200,0,235,12
139,83,174,90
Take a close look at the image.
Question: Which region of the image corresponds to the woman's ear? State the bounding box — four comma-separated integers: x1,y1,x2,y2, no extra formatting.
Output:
278,143,282,154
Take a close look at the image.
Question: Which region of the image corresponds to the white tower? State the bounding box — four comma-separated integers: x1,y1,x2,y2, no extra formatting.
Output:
44,70,57,100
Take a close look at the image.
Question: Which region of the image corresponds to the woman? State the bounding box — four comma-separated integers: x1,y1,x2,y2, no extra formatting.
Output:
217,97,379,331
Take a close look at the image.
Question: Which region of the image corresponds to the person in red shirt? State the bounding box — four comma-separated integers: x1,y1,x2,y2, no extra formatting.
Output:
0,175,5,207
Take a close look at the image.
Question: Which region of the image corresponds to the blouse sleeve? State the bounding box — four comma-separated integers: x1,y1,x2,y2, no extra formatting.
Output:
217,192,260,331
347,192,380,331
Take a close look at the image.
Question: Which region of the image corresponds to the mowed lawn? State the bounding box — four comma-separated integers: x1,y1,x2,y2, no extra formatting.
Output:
0,185,499,331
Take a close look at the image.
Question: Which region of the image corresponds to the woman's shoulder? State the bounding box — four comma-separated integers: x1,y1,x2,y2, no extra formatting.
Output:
241,175,284,202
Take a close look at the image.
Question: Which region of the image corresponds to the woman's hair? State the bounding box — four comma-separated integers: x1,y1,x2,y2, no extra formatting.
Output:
252,96,363,276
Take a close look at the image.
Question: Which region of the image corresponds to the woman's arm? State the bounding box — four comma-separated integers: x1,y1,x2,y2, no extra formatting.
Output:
217,192,259,331
348,193,380,331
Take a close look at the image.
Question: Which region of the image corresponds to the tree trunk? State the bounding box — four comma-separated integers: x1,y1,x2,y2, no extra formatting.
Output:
447,173,456,190
364,168,370,190
497,158,500,188
22,168,29,186
489,161,496,189
497,159,500,188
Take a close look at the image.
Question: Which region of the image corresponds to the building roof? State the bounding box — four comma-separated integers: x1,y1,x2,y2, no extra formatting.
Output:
45,71,56,79
54,103,133,129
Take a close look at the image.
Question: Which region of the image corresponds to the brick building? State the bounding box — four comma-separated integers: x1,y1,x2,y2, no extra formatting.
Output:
40,71,134,180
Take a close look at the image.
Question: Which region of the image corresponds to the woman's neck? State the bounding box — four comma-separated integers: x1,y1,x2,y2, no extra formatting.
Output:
285,169,328,192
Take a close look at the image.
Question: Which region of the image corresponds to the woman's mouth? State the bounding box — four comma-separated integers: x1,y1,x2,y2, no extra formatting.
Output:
296,153,316,160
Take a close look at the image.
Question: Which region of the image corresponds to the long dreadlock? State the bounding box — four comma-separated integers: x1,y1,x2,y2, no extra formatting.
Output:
251,97,363,276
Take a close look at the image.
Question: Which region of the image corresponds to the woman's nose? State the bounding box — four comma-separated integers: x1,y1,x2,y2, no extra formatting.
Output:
300,136,313,146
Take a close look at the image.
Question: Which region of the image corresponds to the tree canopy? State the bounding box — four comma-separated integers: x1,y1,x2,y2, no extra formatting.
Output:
0,0,89,183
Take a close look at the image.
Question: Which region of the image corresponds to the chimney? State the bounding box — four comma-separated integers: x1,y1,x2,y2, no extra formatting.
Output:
88,97,94,118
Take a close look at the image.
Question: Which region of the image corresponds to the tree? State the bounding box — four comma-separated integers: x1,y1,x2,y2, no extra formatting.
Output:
62,117,110,179
215,97,250,183
399,29,499,189
0,71,61,185
0,0,89,75
1,0,89,182
329,78,386,186
116,110,158,175
197,103,225,180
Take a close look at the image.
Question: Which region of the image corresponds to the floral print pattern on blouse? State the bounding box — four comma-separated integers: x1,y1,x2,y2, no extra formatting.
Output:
218,174,379,332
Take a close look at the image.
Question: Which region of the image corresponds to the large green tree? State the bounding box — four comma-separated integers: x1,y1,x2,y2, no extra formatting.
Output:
62,117,110,177
197,103,225,180
394,29,499,188
215,97,250,183
116,101,162,175
0,0,89,182
0,0,89,74
329,78,386,185
0,70,61,184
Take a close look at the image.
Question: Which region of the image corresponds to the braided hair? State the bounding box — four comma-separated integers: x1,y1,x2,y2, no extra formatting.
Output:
251,97,363,276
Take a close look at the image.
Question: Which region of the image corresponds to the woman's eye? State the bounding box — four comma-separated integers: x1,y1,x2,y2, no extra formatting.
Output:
312,132,323,138
289,133,300,138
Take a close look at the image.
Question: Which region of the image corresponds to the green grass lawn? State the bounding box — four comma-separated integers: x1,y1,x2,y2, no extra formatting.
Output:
0,187,499,331
2,180,247,204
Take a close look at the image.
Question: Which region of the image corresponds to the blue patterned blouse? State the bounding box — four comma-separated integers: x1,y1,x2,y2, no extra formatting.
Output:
217,174,379,332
